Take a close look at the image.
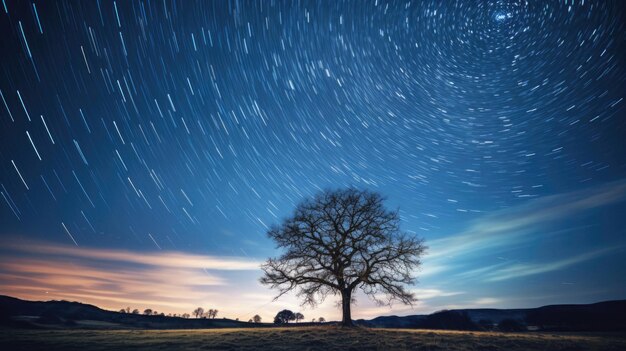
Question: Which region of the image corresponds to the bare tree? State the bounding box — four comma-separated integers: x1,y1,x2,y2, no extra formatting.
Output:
182,313,190,319
210,309,218,319
295,312,304,323
253,314,262,323
193,307,205,318
260,188,426,326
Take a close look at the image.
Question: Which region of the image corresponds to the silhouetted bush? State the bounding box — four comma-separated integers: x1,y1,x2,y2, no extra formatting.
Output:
525,302,626,331
477,319,494,331
274,309,296,324
37,311,62,324
423,310,479,330
497,319,526,332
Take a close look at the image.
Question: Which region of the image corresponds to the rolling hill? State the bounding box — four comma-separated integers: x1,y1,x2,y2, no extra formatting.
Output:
1,295,625,331
0,295,253,329
358,300,626,331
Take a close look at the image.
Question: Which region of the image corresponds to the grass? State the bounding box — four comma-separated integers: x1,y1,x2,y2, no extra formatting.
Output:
1,326,625,350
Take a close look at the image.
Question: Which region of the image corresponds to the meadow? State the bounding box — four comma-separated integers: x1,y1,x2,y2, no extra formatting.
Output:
1,326,625,351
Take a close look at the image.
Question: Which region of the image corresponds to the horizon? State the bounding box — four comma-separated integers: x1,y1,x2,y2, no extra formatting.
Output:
1,0,625,325
3,290,625,320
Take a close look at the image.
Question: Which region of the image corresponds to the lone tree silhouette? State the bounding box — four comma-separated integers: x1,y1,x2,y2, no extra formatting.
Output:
253,314,262,323
261,188,426,326
207,309,218,319
193,307,204,318
274,309,296,324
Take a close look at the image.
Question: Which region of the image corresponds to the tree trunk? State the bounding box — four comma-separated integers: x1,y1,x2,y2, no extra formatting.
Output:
341,289,353,327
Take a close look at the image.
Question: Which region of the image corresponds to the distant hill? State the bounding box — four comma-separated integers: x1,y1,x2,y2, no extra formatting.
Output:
357,300,626,331
0,295,256,329
2,295,625,331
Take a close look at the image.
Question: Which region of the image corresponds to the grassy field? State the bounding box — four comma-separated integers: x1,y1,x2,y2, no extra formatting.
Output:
1,326,625,350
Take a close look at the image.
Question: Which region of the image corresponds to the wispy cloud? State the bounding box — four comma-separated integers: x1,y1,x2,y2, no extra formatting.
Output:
0,240,261,270
424,179,626,271
482,247,621,282
0,239,263,315
473,297,501,305
410,288,464,300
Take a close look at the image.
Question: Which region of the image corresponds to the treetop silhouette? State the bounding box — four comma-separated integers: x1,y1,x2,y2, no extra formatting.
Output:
261,188,426,326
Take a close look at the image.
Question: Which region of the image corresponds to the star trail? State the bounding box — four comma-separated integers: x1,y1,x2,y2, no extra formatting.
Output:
0,0,625,319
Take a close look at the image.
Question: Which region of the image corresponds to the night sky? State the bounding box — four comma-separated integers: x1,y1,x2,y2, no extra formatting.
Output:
1,0,625,321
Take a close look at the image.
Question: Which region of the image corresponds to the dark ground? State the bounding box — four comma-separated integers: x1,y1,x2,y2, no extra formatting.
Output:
1,327,626,351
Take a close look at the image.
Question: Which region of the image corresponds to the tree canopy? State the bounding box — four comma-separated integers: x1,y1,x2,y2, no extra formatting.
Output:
261,188,426,326
274,309,296,324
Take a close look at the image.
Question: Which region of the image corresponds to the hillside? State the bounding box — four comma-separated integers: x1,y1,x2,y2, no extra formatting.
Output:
0,295,254,330
2,295,626,331
358,300,626,331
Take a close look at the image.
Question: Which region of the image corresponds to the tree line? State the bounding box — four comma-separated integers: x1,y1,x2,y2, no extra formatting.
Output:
192,307,219,319
118,306,325,325
273,309,325,324
116,306,215,319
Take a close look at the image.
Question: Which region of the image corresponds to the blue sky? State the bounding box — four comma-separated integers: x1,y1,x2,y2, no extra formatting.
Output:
0,0,625,321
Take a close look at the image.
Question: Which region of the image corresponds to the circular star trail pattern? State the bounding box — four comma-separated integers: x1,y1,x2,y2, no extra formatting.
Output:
0,1,625,253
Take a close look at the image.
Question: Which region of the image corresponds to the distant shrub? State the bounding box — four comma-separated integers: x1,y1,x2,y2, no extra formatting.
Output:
423,311,479,331
477,319,494,331
274,309,296,324
524,302,626,331
37,311,62,324
497,319,526,332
